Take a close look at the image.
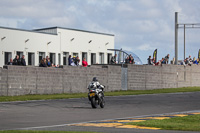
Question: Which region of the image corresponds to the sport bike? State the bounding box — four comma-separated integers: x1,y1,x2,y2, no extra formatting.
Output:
88,84,105,108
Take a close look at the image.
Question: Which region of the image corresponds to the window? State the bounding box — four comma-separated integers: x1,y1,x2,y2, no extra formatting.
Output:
107,53,112,64
50,53,56,65
99,53,104,64
28,53,35,66
63,52,69,65
17,51,23,58
4,52,12,65
82,52,87,61
73,53,78,57
39,52,45,64
91,53,96,65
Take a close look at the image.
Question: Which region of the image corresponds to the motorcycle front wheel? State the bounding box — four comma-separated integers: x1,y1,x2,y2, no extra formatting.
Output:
91,97,98,108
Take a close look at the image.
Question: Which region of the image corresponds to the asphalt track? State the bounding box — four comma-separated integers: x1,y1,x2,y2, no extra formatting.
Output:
0,92,200,133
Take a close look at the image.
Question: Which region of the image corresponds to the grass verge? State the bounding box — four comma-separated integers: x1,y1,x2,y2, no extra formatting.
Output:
0,131,99,133
1,87,200,102
125,114,200,131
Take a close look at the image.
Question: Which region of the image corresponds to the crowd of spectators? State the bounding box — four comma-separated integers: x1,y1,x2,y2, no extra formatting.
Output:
180,55,200,66
39,56,60,68
7,55,26,66
147,54,200,66
125,54,135,64
68,55,88,67
110,54,135,64
147,54,170,66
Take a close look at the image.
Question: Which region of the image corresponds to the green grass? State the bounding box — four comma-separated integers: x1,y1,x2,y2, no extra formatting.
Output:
1,87,200,102
0,131,99,133
125,114,200,131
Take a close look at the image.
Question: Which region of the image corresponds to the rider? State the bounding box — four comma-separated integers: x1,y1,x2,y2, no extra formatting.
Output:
88,77,103,90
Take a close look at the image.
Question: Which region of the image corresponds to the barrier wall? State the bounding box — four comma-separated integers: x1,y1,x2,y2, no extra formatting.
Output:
127,64,200,90
0,65,121,96
0,64,200,96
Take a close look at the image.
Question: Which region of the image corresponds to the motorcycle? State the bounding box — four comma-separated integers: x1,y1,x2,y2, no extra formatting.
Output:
88,84,105,108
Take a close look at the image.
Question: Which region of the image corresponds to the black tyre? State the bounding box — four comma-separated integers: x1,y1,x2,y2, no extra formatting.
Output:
100,97,105,108
91,97,98,108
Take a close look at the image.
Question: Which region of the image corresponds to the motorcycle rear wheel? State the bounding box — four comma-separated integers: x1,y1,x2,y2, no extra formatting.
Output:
91,97,98,108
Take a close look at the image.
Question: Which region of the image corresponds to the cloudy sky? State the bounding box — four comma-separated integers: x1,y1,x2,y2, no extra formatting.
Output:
1,0,200,63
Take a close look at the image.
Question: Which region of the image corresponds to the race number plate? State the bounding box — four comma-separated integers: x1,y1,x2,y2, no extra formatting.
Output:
89,93,95,97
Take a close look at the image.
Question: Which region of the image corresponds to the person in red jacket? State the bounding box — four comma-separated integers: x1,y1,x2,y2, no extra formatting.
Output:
82,58,88,67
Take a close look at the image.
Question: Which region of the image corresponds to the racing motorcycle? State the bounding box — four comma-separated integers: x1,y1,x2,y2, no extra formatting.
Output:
88,84,105,108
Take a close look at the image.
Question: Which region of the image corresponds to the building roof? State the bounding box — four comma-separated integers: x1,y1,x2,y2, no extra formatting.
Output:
34,26,115,36
0,26,57,35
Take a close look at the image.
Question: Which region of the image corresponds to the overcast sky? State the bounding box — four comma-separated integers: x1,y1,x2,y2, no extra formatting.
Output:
1,0,200,64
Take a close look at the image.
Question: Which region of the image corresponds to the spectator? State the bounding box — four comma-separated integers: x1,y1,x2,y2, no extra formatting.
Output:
193,58,199,65
125,56,129,64
46,56,49,63
147,56,153,65
165,54,170,64
161,58,166,64
185,58,192,66
7,58,13,65
188,55,193,64
21,55,26,66
47,59,51,67
68,55,73,66
82,58,88,67
180,59,186,66
128,54,134,64
56,64,60,68
39,59,47,67
111,54,117,64
74,56,80,66
13,55,21,65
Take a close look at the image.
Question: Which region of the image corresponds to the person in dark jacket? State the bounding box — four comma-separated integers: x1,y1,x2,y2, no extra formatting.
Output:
68,55,73,66
7,58,13,65
39,58,47,67
21,55,26,66
13,55,21,65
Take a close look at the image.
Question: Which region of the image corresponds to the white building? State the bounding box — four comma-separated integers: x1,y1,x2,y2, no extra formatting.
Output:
0,26,114,67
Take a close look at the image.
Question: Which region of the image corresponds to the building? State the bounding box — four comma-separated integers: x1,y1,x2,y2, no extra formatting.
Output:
0,26,114,67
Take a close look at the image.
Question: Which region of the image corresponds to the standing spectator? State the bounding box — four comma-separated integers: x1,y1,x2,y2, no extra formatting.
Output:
165,54,170,64
68,55,72,66
82,58,88,67
147,56,153,65
21,55,26,66
130,56,135,64
13,55,21,65
7,58,13,65
47,59,51,67
111,54,117,64
74,56,80,66
46,56,49,63
125,56,129,64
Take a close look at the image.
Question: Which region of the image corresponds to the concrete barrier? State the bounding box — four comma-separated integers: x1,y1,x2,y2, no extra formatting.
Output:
0,64,200,96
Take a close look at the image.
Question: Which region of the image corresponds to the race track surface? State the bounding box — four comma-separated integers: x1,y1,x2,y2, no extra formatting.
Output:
0,92,200,133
